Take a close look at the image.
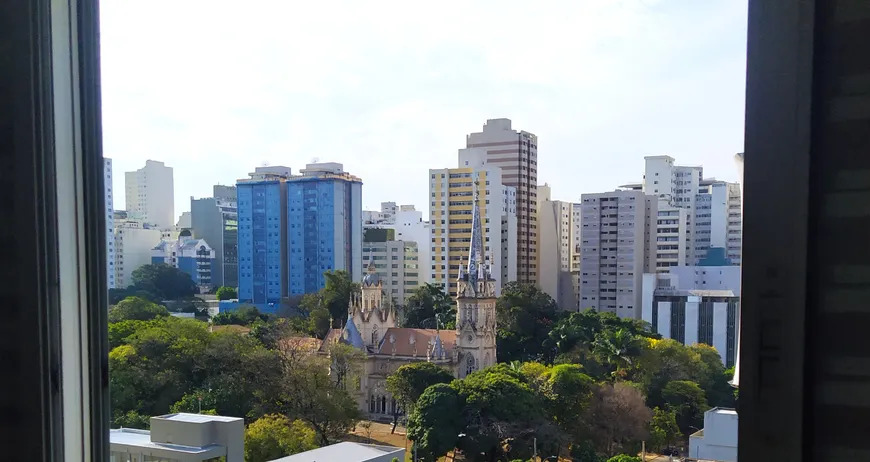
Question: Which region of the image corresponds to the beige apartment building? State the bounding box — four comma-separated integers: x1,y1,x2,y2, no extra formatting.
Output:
578,190,657,319
429,149,517,298
466,118,538,285
536,184,577,310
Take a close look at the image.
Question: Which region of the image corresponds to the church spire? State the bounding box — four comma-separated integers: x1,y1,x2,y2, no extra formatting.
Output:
466,174,490,290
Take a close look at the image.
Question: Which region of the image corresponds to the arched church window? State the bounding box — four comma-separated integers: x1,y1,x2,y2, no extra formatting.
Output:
372,325,379,345
466,355,475,376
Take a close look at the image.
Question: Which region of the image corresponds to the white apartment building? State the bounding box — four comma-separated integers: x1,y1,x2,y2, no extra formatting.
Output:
623,155,743,267
654,203,689,271
363,201,400,226
578,190,657,319
361,241,422,303
537,184,577,310
429,148,517,297
113,220,163,288
364,204,431,284
105,157,115,289
176,211,191,229
641,272,740,367
125,160,175,229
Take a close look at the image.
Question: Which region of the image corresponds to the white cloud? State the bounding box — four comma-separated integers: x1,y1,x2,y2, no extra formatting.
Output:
100,0,747,215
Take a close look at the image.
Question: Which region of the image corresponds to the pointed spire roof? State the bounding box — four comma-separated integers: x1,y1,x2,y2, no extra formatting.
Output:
342,316,366,350
362,256,380,287
463,173,492,291
431,332,445,360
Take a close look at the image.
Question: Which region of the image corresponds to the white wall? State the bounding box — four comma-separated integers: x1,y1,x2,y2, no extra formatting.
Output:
689,408,738,462
669,265,742,296
114,223,163,288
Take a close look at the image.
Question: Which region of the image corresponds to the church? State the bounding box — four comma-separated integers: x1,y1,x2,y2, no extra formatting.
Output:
318,180,498,418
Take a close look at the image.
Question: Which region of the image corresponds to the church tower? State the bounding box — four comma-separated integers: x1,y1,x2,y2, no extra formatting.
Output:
454,173,498,378
348,261,397,350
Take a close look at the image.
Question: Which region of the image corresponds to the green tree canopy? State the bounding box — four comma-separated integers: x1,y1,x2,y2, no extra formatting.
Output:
402,283,455,329
648,407,681,452
407,383,465,462
607,455,642,462
496,282,561,363
108,296,170,323
244,414,318,462
661,380,709,436
321,270,359,327
583,382,652,457
131,263,198,300
211,306,269,326
215,286,238,300
386,362,454,423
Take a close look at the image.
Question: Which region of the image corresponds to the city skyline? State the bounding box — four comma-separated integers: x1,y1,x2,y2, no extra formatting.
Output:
100,0,747,217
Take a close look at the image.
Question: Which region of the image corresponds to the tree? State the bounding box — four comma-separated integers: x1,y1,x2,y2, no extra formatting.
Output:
211,306,269,326
661,380,709,436
309,307,331,339
403,283,455,329
131,263,198,300
275,339,361,445
321,270,359,327
215,286,238,301
583,382,652,457
496,282,561,363
649,407,680,452
328,342,366,392
386,362,454,432
541,364,593,436
407,384,465,462
607,455,641,462
592,329,643,380
108,296,170,323
244,414,318,462
166,296,209,317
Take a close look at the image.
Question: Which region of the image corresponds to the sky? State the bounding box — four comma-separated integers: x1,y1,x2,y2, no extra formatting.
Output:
99,0,748,219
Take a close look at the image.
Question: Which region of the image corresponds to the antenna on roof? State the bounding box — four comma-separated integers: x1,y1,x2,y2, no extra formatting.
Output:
311,157,320,164
260,161,269,167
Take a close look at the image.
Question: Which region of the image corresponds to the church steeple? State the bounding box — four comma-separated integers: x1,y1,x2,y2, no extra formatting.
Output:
457,173,495,298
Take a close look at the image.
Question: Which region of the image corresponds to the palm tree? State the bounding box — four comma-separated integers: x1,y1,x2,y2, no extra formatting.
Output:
592,328,642,380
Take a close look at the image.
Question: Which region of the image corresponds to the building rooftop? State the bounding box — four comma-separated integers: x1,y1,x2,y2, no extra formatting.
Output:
269,442,403,462
155,412,243,423
654,288,737,298
110,428,220,455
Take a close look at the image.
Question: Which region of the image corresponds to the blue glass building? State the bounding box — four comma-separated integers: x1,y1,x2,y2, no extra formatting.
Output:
286,163,362,295
236,168,289,305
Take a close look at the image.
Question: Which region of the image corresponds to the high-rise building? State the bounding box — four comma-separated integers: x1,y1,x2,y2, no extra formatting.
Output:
105,158,115,289
622,155,742,266
578,190,657,319
125,160,175,229
361,239,422,304
429,148,517,297
286,163,363,295
641,271,740,367
536,184,577,310
236,163,363,303
191,185,238,288
364,204,431,285
113,220,163,288
466,118,538,285
236,167,290,305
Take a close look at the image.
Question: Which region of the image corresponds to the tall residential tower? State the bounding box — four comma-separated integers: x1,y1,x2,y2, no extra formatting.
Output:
466,118,538,285
125,160,175,229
